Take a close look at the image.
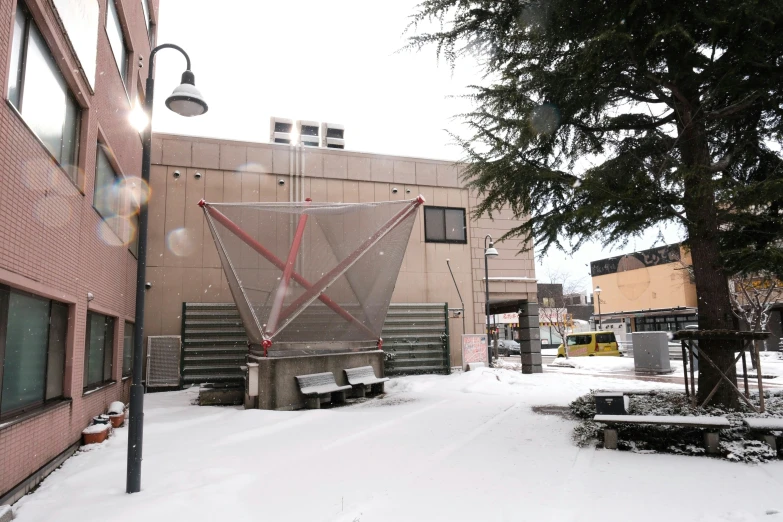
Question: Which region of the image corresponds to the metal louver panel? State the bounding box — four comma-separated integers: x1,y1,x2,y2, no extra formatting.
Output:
146,336,181,388
382,303,450,376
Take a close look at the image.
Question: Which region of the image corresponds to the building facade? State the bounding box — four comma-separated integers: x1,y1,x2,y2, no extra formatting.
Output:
0,0,157,503
145,133,539,368
590,244,698,338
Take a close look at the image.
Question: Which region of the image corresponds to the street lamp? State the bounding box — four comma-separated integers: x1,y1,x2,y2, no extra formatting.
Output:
484,235,499,366
594,286,602,330
127,43,208,495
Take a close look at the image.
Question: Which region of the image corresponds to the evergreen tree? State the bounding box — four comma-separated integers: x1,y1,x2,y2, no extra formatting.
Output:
407,0,783,406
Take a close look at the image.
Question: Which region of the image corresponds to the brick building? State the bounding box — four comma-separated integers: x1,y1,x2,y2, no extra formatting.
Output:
0,0,157,503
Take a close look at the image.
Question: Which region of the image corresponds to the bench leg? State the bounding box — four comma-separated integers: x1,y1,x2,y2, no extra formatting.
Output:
371,383,385,395
703,432,720,455
352,385,366,398
305,396,320,409
604,428,618,450
331,390,346,404
759,434,777,452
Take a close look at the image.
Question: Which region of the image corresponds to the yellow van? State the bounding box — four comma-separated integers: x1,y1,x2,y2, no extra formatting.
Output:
556,331,621,357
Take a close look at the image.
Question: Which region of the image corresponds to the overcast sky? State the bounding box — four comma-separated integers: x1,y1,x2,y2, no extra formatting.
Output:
153,0,683,290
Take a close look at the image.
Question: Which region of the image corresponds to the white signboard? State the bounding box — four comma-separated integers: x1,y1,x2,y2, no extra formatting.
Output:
51,0,99,90
462,334,488,371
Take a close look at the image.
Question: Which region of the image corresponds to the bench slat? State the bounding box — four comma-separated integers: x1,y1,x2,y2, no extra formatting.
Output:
295,372,352,396
743,418,783,430
594,414,731,429
344,366,389,386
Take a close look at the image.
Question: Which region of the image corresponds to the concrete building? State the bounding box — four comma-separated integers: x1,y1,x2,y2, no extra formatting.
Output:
0,0,157,503
144,132,540,374
590,244,698,337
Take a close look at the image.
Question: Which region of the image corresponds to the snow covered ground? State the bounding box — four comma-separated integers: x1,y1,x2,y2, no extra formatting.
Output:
10,367,783,522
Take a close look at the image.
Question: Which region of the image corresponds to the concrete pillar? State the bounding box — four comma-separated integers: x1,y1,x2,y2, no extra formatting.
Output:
518,302,542,374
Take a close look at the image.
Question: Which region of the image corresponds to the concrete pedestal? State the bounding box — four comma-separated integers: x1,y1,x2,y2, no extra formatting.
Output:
518,302,543,374
246,350,385,410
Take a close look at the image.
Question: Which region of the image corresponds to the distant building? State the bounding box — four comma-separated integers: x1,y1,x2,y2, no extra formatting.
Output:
589,244,698,340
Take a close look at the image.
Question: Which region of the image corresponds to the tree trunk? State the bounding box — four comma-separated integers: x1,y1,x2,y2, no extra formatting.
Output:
677,102,739,409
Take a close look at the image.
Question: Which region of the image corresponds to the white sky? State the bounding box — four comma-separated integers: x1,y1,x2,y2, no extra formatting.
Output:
153,0,683,290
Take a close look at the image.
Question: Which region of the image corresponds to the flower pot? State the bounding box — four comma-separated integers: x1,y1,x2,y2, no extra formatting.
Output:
109,413,124,428
82,423,111,445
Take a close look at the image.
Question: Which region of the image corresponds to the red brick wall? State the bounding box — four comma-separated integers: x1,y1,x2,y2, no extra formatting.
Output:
0,0,158,498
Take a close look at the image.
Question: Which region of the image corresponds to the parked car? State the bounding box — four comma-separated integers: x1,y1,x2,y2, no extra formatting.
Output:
498,339,521,356
557,331,621,357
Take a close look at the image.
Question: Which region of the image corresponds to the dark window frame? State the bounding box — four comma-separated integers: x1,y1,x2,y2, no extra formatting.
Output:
423,206,468,244
84,311,115,391
0,285,68,421
105,0,132,93
7,1,82,186
122,321,134,377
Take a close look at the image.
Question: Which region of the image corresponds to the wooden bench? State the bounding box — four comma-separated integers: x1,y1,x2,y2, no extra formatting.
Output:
742,417,783,452
344,366,389,397
295,372,352,409
594,414,731,454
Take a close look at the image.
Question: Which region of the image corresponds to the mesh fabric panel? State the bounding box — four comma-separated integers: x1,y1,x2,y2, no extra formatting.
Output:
203,199,418,348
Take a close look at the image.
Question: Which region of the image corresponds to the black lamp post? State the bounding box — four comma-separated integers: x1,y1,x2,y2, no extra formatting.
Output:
127,43,208,494
484,234,499,366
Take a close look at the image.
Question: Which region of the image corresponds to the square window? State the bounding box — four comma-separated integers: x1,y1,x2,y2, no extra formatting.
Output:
84,312,114,389
0,286,69,419
8,3,81,184
424,207,467,244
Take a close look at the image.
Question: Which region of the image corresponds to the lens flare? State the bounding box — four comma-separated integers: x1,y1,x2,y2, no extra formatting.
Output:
97,216,136,247
117,177,151,215
529,103,560,135
167,227,195,257
21,157,79,194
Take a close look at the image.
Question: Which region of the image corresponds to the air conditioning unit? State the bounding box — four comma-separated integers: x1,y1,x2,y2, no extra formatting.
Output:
298,120,320,147
321,122,345,149
270,117,294,144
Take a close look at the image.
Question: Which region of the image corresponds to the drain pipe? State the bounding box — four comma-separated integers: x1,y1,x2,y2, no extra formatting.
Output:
446,259,466,335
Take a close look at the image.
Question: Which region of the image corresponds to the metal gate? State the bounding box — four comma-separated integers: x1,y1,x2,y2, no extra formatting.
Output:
146,336,182,388
382,303,450,376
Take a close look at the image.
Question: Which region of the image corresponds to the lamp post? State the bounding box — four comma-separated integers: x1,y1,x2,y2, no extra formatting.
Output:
127,44,208,494
484,235,499,366
594,286,602,330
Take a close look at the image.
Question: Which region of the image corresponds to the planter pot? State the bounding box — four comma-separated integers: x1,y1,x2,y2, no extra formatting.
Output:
109,413,124,428
82,424,111,445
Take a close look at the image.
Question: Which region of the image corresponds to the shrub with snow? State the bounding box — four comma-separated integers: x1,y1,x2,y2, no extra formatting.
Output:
570,390,783,463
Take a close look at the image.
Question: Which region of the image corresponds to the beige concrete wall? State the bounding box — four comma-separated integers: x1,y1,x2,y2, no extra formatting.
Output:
592,248,697,314
148,134,537,366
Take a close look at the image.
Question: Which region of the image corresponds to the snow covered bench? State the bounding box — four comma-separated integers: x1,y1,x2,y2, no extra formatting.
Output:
742,418,783,452
295,372,352,409
344,366,389,397
594,415,731,454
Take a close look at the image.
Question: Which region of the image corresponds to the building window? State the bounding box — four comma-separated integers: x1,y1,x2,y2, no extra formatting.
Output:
94,145,120,219
123,321,133,377
140,0,153,43
0,286,68,419
7,2,81,183
106,0,129,88
423,206,467,244
84,312,115,389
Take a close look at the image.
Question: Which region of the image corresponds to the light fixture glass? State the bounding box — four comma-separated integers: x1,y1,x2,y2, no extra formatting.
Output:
484,242,499,257
594,286,602,293
165,70,208,117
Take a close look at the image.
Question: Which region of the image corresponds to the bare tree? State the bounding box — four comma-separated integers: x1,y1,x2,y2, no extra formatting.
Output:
539,268,586,359
729,274,783,369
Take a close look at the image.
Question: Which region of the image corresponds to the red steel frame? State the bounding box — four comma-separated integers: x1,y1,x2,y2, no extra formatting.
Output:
266,198,311,334
273,197,424,335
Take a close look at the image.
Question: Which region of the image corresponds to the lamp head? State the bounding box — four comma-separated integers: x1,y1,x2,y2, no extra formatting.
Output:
594,286,601,293
484,242,499,258
165,70,208,117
